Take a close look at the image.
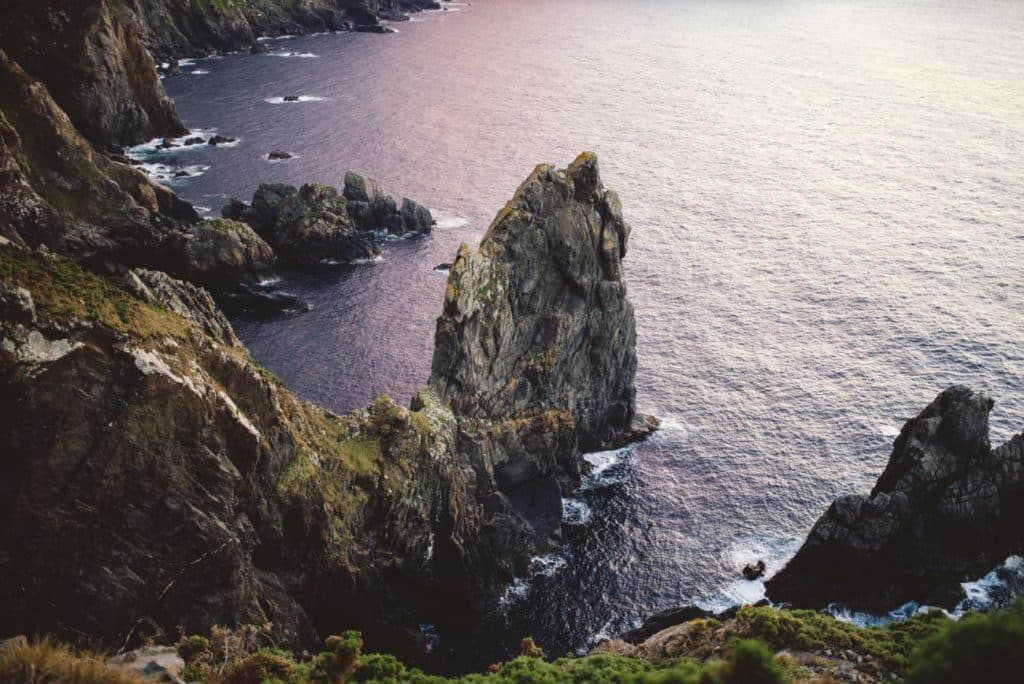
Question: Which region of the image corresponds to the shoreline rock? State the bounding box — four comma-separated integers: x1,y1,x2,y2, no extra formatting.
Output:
766,385,1024,611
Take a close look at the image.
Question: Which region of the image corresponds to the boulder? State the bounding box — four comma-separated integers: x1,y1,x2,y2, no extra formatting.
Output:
268,150,293,159
106,646,185,683
208,134,236,146
344,170,434,235
167,219,277,290
766,386,1024,610
742,560,766,580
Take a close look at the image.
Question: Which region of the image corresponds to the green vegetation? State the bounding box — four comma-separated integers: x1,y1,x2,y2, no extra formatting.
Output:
729,604,950,670
0,243,187,340
905,598,1024,683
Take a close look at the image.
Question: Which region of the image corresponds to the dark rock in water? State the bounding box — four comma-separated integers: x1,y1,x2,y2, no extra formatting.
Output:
268,150,293,159
434,262,452,272
208,134,236,146
354,24,394,34
742,560,767,580
621,606,714,644
173,170,190,177
250,42,268,54
222,197,249,220
165,218,277,291
344,170,434,236
242,183,379,265
217,285,309,316
283,95,300,102
766,385,1024,611
158,138,178,149
183,136,204,146
430,152,651,451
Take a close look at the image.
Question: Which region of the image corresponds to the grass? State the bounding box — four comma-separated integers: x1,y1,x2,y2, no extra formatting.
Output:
0,243,187,341
0,638,143,684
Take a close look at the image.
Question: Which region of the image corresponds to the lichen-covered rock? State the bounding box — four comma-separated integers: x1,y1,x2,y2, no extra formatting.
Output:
167,219,277,288
0,243,488,654
766,386,1024,610
0,1,185,150
344,171,435,236
122,268,239,347
233,176,433,265
430,152,643,451
0,49,196,266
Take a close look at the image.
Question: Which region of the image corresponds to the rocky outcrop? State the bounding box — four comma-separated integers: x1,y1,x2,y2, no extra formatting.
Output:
227,175,433,265
0,1,186,150
766,386,1024,611
165,219,277,290
427,152,655,563
343,171,435,236
430,152,651,451
0,154,649,657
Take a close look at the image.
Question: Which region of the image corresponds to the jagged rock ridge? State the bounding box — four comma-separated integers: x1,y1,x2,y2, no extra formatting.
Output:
766,385,1024,610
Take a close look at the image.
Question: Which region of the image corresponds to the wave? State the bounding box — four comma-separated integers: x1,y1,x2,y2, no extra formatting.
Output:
561,497,592,525
266,52,318,59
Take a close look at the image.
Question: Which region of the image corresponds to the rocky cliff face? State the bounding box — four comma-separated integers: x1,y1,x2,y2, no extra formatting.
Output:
0,154,647,656
0,48,195,264
431,153,649,452
0,1,186,150
766,386,1024,610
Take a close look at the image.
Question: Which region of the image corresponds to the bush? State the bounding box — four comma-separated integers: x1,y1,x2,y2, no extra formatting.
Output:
905,599,1024,684
720,640,785,684
354,653,407,682
223,649,298,684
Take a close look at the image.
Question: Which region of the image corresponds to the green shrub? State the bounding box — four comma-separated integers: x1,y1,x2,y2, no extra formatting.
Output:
906,599,1024,684
354,653,407,682
223,648,298,684
720,640,785,684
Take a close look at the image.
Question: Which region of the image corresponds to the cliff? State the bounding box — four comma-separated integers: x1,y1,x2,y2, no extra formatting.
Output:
0,154,647,656
766,386,1024,610
0,1,442,151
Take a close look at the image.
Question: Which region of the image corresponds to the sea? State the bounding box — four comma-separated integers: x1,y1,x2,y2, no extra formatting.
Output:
133,0,1024,669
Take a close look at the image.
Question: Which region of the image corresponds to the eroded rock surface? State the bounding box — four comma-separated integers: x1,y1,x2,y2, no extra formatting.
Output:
766,385,1024,610
431,152,647,451
227,175,433,265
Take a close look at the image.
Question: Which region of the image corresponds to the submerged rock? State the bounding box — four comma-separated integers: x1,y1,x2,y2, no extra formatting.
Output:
268,150,294,159
766,386,1024,610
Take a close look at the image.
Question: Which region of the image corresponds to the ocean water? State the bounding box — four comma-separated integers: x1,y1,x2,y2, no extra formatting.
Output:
152,0,1024,667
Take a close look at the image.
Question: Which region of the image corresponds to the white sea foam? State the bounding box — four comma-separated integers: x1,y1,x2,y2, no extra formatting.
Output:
432,213,470,229
579,444,636,489
190,69,210,75
267,51,318,58
264,95,326,104
561,497,592,525
530,553,567,578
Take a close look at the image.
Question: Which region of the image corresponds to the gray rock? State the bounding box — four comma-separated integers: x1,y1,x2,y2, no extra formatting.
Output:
0,635,27,655
122,269,240,347
168,219,276,289
344,170,434,236
766,385,1024,610
247,182,379,264
430,152,650,451
0,283,35,324
106,646,185,683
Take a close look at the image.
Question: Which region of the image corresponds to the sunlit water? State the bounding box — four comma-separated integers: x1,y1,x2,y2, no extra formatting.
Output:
150,0,1024,668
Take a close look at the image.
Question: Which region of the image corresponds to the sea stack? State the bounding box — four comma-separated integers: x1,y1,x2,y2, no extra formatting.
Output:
431,152,654,451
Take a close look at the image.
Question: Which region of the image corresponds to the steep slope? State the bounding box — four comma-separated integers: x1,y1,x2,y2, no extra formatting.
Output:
766,386,1024,610
0,154,649,656
0,49,195,265
0,1,186,150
